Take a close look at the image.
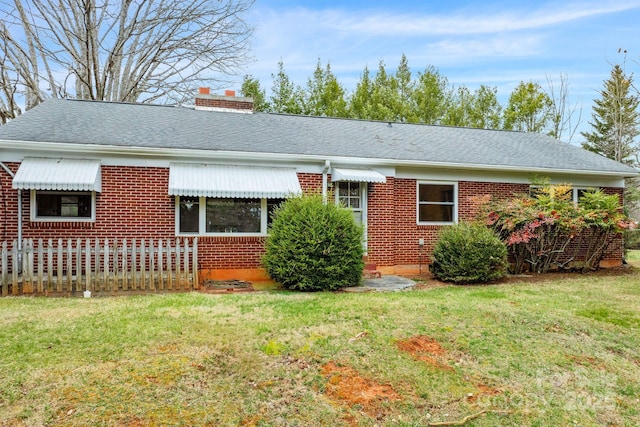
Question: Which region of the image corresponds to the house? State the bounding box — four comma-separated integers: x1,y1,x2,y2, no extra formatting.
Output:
0,90,637,284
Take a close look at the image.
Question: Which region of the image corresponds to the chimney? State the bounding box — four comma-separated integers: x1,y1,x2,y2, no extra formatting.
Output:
195,89,253,113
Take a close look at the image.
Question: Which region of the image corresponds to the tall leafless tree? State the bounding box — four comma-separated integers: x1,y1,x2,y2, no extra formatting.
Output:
546,73,582,143
0,0,254,124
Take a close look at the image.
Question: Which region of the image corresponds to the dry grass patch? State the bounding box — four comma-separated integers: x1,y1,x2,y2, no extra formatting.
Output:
1,270,639,426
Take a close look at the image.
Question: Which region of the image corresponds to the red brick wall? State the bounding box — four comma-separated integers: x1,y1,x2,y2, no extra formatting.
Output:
0,162,625,274
0,162,20,242
368,179,529,267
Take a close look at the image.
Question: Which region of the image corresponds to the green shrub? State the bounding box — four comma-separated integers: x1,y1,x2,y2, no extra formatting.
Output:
262,194,364,291
431,222,508,284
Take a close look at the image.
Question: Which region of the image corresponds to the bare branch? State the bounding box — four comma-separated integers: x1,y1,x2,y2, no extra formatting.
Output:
0,0,254,121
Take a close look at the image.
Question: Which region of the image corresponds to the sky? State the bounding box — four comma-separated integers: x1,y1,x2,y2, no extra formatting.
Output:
236,0,640,142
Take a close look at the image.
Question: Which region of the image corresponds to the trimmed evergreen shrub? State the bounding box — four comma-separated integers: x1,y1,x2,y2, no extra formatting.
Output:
263,194,364,291
431,222,508,284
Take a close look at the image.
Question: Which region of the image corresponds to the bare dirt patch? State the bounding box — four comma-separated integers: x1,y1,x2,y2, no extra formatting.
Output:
321,361,401,422
396,335,454,371
568,354,607,370
466,384,502,403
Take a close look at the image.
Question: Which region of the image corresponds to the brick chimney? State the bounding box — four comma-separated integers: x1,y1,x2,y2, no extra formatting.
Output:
195,88,253,113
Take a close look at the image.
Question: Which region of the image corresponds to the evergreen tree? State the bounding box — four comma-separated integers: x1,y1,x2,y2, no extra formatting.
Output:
270,60,304,114
395,54,416,122
348,66,373,119
581,64,640,164
240,75,270,112
412,66,451,125
304,60,347,117
368,61,398,122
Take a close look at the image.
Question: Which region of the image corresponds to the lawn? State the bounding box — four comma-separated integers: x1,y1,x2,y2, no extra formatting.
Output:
1,268,639,426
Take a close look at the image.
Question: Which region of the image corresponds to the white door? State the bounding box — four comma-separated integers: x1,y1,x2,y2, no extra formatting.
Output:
336,181,367,251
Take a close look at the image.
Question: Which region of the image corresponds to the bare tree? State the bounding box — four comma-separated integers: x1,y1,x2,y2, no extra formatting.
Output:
546,73,582,143
0,0,254,123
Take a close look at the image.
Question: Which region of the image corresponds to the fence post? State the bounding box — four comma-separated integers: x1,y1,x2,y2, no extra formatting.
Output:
157,239,164,290
131,238,137,291
37,239,44,293
47,239,53,292
76,238,82,293
112,238,118,292
140,239,146,290
166,239,173,290
1,241,8,296
12,240,18,295
149,240,155,291
183,239,190,291
175,238,182,289
22,238,33,294
85,239,91,292
66,239,73,293
57,239,63,292
192,237,199,290
94,238,101,292
103,238,109,291
122,238,128,291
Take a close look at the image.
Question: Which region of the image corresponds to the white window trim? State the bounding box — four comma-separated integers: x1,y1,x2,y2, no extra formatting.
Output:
416,181,458,225
573,187,599,203
529,185,599,203
175,196,273,237
30,190,96,222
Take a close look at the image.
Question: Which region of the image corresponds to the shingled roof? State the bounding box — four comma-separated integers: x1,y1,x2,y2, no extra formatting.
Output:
0,98,636,177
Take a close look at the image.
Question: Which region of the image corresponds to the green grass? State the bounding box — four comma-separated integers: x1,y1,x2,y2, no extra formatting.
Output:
626,249,640,262
1,270,639,426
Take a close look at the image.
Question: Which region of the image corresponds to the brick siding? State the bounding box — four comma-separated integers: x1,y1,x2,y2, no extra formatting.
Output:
0,163,625,277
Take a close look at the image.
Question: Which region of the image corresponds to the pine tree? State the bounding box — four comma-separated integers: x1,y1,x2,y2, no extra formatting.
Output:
269,60,304,114
240,75,270,112
581,64,640,165
348,66,373,119
304,60,347,117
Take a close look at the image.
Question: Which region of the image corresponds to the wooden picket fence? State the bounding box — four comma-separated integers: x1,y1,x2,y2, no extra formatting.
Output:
1,237,199,296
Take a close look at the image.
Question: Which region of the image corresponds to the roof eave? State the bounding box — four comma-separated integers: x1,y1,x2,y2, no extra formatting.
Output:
1,139,637,179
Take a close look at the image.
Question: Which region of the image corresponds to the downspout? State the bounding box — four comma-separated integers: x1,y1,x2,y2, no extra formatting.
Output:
322,160,331,204
0,162,22,254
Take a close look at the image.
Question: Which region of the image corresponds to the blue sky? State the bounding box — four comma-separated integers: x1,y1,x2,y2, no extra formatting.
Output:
237,0,640,141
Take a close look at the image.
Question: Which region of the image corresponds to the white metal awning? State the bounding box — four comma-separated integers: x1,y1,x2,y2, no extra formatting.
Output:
169,163,302,198
12,158,102,192
331,167,386,183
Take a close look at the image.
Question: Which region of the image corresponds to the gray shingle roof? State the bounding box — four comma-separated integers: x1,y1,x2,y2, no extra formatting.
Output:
0,98,636,176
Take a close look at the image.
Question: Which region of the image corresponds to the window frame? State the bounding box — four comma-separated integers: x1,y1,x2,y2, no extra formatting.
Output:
175,196,283,236
574,187,599,204
528,185,600,204
30,190,96,222
416,181,458,225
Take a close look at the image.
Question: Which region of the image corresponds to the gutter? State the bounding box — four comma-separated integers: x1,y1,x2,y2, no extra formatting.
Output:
322,160,331,204
1,139,637,179
0,162,22,257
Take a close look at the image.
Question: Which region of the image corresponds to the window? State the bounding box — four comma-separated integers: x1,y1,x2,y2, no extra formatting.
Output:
31,191,95,221
179,197,200,233
574,187,599,203
417,182,456,224
176,196,284,235
529,185,599,203
336,181,364,224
